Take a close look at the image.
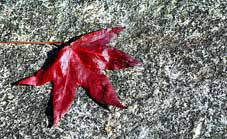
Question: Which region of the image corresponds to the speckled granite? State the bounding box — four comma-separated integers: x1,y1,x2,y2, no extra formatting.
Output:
0,0,227,139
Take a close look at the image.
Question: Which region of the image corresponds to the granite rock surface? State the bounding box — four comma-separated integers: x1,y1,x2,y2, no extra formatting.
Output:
0,0,227,139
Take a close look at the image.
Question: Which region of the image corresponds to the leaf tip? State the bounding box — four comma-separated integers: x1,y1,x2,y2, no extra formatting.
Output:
114,102,127,109
111,26,126,34
15,76,38,86
120,105,128,109
133,59,143,66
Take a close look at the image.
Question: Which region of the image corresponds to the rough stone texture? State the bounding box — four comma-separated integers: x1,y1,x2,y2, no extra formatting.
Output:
0,0,227,138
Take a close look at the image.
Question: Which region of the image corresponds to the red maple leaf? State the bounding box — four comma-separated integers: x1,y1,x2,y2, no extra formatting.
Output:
16,27,141,127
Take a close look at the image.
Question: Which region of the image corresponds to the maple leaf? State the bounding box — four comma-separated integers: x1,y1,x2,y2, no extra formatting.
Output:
16,27,142,127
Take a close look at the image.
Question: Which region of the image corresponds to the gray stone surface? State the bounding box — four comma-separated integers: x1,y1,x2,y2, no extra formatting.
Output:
0,0,227,138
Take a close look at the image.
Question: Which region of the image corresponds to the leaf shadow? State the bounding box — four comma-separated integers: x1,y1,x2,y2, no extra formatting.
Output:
45,91,54,128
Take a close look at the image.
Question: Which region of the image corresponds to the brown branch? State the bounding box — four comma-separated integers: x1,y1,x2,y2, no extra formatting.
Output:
0,41,65,45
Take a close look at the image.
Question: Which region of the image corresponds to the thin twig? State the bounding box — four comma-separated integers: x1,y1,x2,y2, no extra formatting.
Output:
0,41,65,45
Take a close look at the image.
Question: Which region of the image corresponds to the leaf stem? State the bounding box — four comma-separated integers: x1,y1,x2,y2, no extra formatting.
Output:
0,41,65,45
